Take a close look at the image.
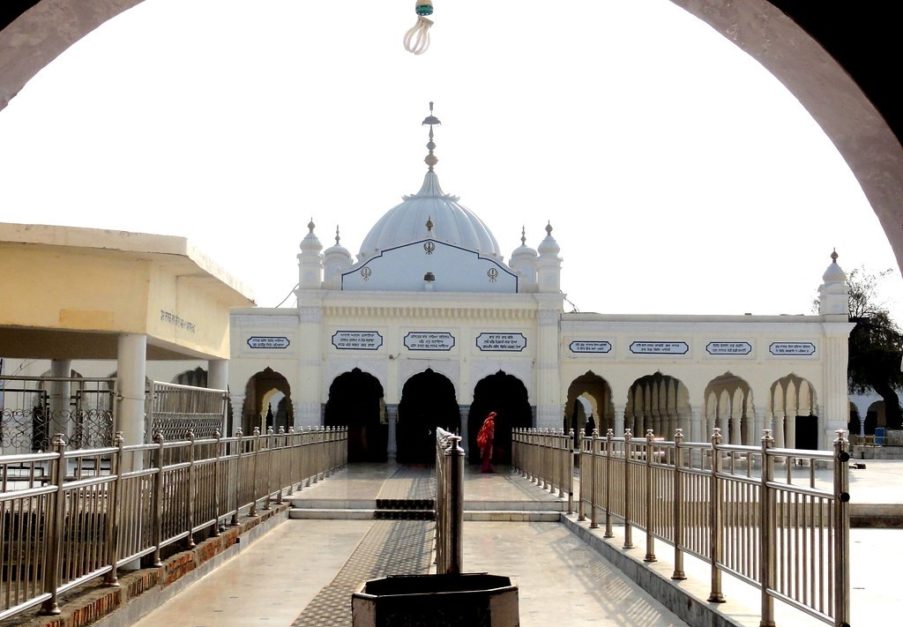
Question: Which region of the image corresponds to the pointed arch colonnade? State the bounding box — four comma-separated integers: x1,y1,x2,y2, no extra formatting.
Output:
565,370,821,450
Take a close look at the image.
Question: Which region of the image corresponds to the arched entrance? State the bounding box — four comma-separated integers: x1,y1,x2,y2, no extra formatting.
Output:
704,372,755,445
565,371,614,448
324,368,386,463
396,369,459,464
625,372,690,440
770,374,818,449
467,371,532,465
241,367,292,434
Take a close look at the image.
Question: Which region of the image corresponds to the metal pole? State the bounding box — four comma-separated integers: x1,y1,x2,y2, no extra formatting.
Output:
590,430,599,529
623,429,634,550
644,429,656,562
604,429,614,539
709,428,725,603
213,430,223,534
760,429,775,627
152,431,165,566
249,427,260,517
104,432,124,585
672,429,686,580
448,435,464,575
833,430,850,627
231,429,243,526
186,429,196,548
41,433,67,615
566,429,574,515
578,431,586,522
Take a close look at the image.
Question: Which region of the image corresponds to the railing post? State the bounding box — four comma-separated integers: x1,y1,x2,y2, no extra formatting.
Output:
709,428,725,603
672,429,686,580
152,431,165,566
275,426,285,505
263,426,274,511
449,435,464,575
589,430,599,529
186,429,196,548
287,427,296,496
833,430,850,627
41,433,67,615
231,429,243,526
213,430,223,534
250,427,260,517
644,429,657,562
104,432,124,585
760,429,775,627
577,431,586,522
604,429,614,538
623,429,634,550
566,429,574,515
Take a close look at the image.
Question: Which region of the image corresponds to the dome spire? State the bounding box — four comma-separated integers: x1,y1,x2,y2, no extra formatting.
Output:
422,101,441,171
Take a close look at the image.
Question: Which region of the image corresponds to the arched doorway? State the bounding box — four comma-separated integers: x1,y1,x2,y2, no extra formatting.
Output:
704,373,755,445
467,371,532,465
397,369,459,464
625,372,690,440
770,374,818,449
324,368,386,463
241,367,292,434
565,371,614,448
172,366,206,387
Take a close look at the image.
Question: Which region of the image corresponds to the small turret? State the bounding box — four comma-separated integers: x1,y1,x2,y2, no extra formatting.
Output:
510,227,538,292
323,226,352,289
818,249,848,317
298,219,323,290
537,222,562,293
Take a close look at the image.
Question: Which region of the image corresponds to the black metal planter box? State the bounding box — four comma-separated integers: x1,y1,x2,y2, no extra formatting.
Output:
352,573,519,627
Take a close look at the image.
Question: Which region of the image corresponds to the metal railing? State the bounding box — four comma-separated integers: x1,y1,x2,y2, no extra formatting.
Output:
146,381,227,441
435,427,464,575
511,428,574,515
513,427,850,627
0,425,347,621
0,375,116,453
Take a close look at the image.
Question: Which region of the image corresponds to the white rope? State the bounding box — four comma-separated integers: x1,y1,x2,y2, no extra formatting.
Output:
404,15,433,55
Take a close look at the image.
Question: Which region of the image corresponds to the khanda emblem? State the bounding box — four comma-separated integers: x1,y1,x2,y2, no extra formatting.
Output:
360,267,372,281
424,242,435,255
487,268,499,282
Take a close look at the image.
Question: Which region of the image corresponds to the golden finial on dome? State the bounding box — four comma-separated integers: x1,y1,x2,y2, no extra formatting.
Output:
422,102,441,171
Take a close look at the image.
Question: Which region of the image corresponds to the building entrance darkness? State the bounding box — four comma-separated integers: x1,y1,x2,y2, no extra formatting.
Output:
794,415,819,450
325,368,386,463
565,371,614,447
396,369,459,464
467,371,532,466
241,367,292,435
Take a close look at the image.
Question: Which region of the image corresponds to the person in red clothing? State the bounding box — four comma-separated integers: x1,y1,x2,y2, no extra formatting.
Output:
477,411,497,473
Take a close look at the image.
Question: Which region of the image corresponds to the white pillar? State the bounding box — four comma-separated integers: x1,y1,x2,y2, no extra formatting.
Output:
49,359,72,439
229,394,245,435
773,414,786,448
208,359,228,391
117,334,147,447
535,301,562,429
297,300,324,428
822,325,854,448
387,405,398,459
613,404,625,436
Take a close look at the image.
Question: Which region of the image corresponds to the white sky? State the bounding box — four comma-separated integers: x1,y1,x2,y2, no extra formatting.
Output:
1,0,900,318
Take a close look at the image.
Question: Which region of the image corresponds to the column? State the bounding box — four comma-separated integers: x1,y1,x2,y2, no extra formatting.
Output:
535,301,562,429
229,394,245,435
386,404,398,459
613,404,625,436
117,334,147,447
208,359,228,391
773,414,786,448
458,404,470,453
297,299,324,428
822,325,854,449
49,359,72,439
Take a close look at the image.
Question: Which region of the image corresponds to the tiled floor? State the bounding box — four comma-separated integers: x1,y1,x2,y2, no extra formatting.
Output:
132,464,688,626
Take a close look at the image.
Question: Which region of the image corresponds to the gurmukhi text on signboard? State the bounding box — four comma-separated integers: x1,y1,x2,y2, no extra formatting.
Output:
476,333,527,352
569,340,612,354
706,341,752,356
629,341,689,355
769,342,816,356
404,332,455,351
331,331,384,351
247,336,291,349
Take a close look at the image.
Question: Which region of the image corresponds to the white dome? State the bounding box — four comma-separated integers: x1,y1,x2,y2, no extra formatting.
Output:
359,171,502,260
